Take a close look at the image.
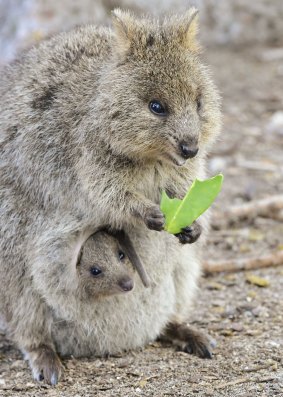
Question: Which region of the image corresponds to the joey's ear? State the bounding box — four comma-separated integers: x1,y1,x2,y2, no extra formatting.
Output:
111,8,136,54
178,8,200,52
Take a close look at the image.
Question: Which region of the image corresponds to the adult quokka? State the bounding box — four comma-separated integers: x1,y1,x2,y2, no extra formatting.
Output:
0,8,221,384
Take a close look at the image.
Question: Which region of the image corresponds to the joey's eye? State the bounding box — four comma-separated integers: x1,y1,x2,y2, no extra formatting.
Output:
196,96,202,113
90,266,102,277
118,250,125,261
149,100,167,116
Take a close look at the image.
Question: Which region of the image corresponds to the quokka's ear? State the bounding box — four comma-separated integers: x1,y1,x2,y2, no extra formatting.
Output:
111,229,151,288
111,8,136,54
178,8,200,52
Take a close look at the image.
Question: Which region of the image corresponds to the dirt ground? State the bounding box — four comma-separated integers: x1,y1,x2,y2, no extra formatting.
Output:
0,41,283,396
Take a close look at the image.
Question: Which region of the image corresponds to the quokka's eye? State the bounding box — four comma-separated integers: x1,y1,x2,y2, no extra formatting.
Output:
118,250,125,261
149,100,167,116
90,266,102,277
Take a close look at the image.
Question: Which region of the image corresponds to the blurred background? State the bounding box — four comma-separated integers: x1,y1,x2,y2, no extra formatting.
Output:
0,1,282,395
1,0,283,62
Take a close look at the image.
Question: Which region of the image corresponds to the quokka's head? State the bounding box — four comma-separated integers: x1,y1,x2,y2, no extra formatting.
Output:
98,8,221,166
77,231,135,300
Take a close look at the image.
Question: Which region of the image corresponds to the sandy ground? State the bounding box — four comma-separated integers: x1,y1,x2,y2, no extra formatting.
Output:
0,41,283,396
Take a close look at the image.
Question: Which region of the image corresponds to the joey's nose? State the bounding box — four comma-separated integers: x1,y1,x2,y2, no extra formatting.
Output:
118,277,134,292
179,143,199,159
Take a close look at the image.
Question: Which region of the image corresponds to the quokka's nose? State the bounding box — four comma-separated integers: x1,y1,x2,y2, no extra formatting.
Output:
179,142,199,159
118,277,134,292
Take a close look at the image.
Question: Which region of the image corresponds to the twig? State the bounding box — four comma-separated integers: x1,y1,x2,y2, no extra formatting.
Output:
214,377,250,389
213,195,283,226
203,250,283,274
213,375,275,390
243,363,274,373
256,376,276,383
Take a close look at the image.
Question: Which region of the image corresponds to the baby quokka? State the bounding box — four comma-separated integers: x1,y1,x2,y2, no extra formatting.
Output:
77,229,150,300
19,230,147,384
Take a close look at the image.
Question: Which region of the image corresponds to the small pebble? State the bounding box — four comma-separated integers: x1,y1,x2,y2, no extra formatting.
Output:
266,341,280,348
247,290,257,299
207,281,223,290
246,274,270,287
251,307,262,317
220,329,233,337
266,111,283,135
230,322,244,332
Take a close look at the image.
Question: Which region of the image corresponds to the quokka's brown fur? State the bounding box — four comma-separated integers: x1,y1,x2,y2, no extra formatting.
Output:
0,8,221,384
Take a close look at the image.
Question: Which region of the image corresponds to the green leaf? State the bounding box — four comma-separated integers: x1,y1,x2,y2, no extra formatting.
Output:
160,174,223,234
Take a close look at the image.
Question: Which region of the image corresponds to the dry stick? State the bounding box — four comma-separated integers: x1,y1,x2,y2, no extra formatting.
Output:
214,375,275,390
203,250,283,274
243,363,274,373
256,376,276,383
212,195,283,226
214,377,250,390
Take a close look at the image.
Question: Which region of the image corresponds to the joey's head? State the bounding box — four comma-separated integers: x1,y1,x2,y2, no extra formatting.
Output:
97,8,221,166
77,231,134,300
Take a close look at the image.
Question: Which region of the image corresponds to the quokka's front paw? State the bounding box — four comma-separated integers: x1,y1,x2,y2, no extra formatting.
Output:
144,206,165,231
175,221,202,244
27,344,63,385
